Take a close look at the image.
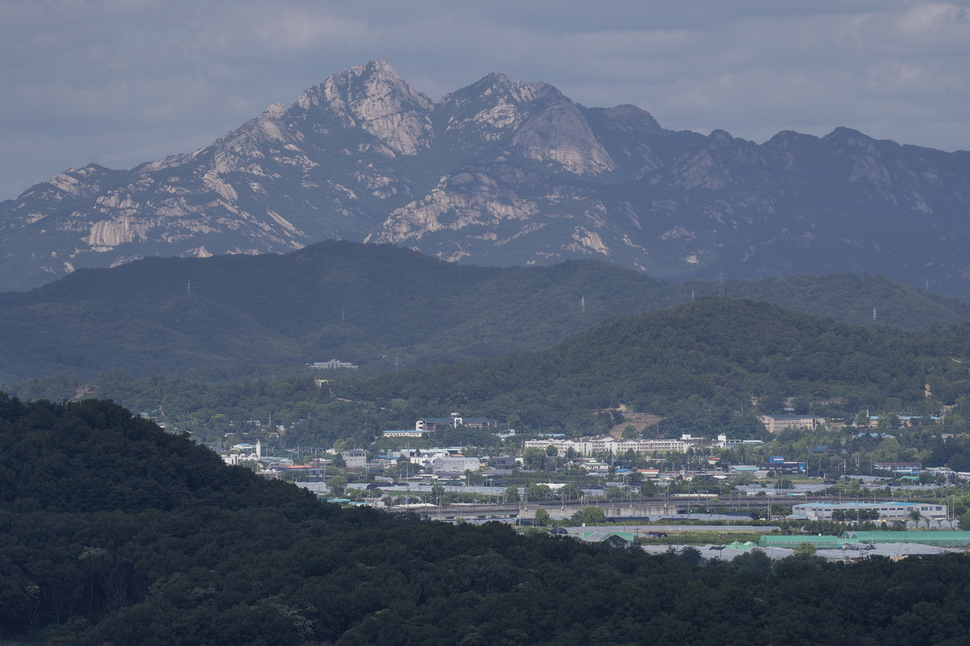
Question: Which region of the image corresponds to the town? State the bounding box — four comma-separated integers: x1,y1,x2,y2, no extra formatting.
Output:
219,410,970,562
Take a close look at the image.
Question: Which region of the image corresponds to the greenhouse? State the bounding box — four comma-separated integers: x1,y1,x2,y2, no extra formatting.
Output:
845,531,970,547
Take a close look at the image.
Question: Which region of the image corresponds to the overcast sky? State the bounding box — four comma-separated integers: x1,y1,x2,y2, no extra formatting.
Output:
2,0,969,201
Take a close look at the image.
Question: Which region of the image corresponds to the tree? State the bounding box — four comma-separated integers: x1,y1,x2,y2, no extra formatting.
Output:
504,484,520,502
526,483,552,501
731,549,773,576
328,475,348,496
523,447,546,470
678,546,703,566
559,484,581,502
793,542,817,558
431,484,445,506
534,508,551,527
572,506,605,526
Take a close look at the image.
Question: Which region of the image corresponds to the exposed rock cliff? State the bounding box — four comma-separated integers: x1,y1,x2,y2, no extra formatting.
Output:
2,61,970,297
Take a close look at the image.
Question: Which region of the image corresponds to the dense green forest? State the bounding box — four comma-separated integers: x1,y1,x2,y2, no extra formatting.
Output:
4,394,970,645
345,297,970,437
9,297,970,452
1,240,967,382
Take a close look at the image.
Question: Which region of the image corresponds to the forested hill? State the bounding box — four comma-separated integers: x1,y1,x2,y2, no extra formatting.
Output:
6,295,970,449
1,240,968,383
5,394,970,645
345,298,970,437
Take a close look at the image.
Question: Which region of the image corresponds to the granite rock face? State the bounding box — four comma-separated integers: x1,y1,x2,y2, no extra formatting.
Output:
3,60,970,296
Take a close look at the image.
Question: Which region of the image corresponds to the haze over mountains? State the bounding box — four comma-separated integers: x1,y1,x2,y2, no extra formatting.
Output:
2,60,970,297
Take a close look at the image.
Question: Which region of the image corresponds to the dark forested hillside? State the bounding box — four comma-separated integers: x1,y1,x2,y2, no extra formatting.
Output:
345,298,970,438
7,296,970,449
0,241,662,382
1,240,968,384
4,394,970,645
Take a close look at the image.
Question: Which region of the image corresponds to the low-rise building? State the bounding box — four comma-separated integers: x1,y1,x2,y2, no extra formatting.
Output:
309,359,358,370
792,501,947,522
341,449,367,469
524,434,701,457
416,413,490,431
873,462,922,476
713,434,764,449
761,414,820,433
430,456,481,474
383,429,427,438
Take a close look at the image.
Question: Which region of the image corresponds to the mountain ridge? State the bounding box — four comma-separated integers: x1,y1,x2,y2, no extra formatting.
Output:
3,60,970,296
1,240,968,384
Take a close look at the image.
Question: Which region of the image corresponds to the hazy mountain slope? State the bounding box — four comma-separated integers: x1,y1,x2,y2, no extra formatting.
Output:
1,241,968,384
0,241,661,381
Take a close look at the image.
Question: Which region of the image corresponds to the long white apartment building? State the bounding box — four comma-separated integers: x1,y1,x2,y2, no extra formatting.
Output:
524,434,702,457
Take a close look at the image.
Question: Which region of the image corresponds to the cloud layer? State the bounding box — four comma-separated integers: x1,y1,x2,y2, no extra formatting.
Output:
2,0,968,200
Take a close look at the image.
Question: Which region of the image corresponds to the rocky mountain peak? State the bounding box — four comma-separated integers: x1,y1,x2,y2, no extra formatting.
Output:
600,105,662,134
508,100,616,174
3,61,970,297
438,72,613,174
296,59,434,156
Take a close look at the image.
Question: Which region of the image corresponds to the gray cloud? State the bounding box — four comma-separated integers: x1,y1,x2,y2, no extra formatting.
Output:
2,0,968,200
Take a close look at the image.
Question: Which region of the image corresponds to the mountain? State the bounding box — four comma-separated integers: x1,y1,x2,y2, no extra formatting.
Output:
3,61,970,297
1,240,968,385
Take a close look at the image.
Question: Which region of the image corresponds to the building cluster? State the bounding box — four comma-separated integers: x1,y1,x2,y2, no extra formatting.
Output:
758,455,808,474
759,414,820,433
524,434,704,456
793,501,951,525
383,414,490,438
308,359,358,370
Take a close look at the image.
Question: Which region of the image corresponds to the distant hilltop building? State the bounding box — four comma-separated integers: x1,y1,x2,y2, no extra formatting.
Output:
761,414,821,433
341,449,367,469
382,414,489,439
524,434,701,457
309,359,358,370
416,413,489,431
873,461,922,476
383,429,427,439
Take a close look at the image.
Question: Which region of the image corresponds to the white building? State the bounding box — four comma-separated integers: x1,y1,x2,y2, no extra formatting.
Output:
430,456,481,474
792,501,947,522
383,429,427,438
341,449,367,469
524,434,701,457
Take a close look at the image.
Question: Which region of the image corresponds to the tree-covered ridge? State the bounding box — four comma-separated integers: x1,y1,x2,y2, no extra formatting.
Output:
1,241,968,383
8,296,970,449
4,394,970,645
346,298,970,437
0,394,316,515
